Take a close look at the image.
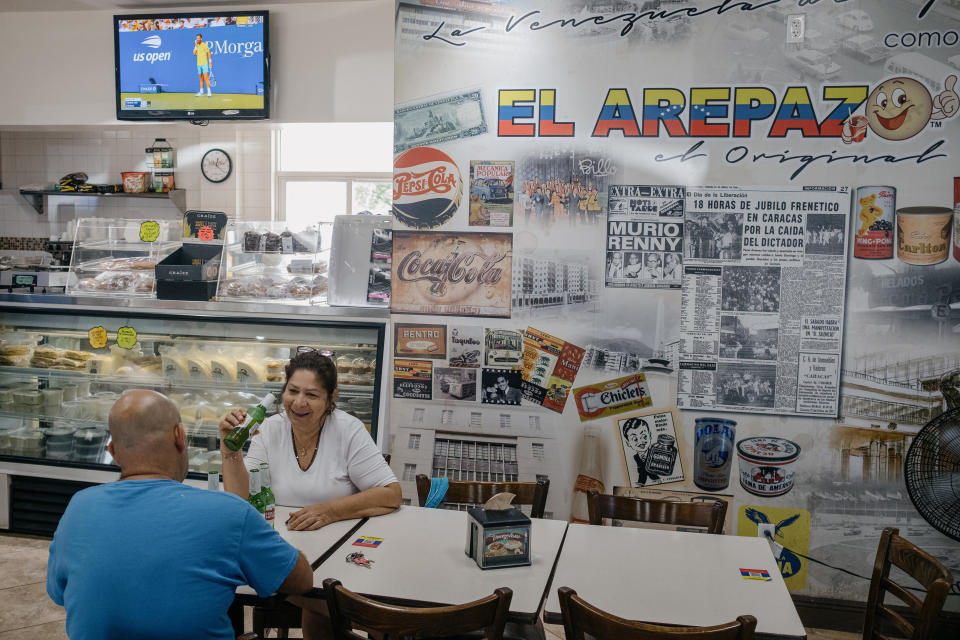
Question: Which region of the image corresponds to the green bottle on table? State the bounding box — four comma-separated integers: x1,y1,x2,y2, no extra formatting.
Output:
223,392,277,451
259,463,276,529
248,468,266,516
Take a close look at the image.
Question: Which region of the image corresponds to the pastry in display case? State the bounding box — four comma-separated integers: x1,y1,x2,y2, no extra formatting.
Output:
0,303,385,477
216,221,331,304
66,218,180,297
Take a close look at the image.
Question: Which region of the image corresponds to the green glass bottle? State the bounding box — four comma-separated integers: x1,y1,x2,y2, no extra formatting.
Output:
248,468,266,516
258,463,276,529
223,392,277,451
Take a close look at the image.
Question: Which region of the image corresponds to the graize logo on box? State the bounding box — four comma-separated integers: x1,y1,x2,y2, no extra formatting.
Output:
572,373,652,421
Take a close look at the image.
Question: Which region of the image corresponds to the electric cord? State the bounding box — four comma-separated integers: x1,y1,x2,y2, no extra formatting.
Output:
760,530,960,596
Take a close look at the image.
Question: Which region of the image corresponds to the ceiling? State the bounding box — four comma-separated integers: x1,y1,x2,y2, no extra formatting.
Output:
0,0,348,12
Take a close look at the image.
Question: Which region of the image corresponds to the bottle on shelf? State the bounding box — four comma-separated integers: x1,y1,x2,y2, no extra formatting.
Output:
570,426,605,524
223,392,277,451
248,468,266,516
258,462,276,529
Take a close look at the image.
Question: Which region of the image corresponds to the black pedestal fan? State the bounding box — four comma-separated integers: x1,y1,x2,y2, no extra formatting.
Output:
904,407,960,542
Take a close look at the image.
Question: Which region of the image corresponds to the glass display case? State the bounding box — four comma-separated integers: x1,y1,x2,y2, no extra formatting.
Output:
216,221,331,305
0,297,386,478
66,218,180,297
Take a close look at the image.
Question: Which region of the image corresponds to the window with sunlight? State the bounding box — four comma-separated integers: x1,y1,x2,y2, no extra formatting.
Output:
278,123,393,228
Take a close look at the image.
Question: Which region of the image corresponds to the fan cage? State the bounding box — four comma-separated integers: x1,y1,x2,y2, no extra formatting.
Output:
904,408,960,543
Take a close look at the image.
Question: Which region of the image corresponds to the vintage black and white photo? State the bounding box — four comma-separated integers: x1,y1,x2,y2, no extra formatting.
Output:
720,315,779,360
805,213,846,256
721,266,781,313
684,213,742,260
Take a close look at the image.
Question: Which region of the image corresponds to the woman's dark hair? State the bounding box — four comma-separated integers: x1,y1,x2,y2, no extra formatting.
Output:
283,350,338,412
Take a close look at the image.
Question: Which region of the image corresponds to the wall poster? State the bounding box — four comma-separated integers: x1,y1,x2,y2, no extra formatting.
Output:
615,408,684,488
520,326,585,413
677,186,850,417
606,185,684,289
390,231,513,317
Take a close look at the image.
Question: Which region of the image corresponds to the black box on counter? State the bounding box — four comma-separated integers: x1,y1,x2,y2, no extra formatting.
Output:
465,507,531,569
155,244,222,300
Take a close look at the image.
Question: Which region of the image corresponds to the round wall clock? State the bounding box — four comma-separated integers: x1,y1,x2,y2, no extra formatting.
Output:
201,148,232,183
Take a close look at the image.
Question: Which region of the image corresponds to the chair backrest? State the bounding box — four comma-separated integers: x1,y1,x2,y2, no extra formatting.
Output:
586,490,726,534
322,578,512,640
558,586,756,640
415,474,550,518
863,527,954,640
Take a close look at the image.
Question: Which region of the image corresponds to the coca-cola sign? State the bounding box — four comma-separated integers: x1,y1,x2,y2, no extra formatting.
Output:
391,231,512,318
393,146,462,229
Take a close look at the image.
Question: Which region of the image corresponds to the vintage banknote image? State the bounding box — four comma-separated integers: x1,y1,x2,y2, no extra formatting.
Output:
394,89,488,153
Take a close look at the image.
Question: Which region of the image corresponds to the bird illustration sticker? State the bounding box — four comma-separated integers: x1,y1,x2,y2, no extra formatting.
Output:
738,506,810,590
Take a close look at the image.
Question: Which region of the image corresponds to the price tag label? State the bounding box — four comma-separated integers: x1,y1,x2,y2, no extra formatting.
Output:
88,326,108,349
117,326,138,350
139,220,160,243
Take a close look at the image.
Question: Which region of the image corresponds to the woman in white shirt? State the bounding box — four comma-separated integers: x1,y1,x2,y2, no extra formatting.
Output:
219,350,400,530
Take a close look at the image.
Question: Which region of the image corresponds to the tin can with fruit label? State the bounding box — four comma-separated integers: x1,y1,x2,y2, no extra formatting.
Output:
853,186,895,259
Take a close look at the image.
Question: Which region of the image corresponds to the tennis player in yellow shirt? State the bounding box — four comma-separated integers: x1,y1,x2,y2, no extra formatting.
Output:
193,33,213,97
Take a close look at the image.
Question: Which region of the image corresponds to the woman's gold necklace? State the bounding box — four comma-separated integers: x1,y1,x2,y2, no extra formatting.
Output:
292,428,319,461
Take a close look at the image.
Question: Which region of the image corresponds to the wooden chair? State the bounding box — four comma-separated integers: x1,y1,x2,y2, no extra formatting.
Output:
586,490,726,534
286,578,512,639
415,474,549,518
558,586,756,640
863,527,954,640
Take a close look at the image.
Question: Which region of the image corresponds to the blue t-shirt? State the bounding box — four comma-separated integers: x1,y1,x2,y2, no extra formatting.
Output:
47,479,300,640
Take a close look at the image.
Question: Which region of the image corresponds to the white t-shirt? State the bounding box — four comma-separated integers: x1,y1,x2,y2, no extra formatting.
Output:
245,409,397,508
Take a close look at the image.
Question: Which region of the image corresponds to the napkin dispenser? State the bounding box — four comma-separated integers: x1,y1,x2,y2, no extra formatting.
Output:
465,493,531,569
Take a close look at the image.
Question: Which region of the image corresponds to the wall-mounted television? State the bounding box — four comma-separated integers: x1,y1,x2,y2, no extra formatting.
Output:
113,11,269,121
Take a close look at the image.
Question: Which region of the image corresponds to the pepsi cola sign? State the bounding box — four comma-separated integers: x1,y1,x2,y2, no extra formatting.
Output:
393,146,462,229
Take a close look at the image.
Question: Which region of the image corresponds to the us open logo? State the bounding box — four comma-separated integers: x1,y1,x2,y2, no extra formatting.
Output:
392,146,462,229
140,35,162,48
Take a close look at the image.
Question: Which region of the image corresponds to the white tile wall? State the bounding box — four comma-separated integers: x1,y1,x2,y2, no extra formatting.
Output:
0,125,273,241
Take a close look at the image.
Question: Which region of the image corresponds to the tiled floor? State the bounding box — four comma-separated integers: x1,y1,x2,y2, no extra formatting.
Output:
1,532,861,639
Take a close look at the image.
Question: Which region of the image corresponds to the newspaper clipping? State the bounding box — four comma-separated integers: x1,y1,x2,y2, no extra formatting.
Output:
676,186,849,417
606,185,684,289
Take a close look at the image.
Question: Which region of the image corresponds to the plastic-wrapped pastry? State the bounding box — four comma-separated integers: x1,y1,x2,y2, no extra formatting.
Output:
311,274,328,296
243,230,261,252
265,359,286,382
76,278,98,291
219,279,244,297
100,257,159,270
0,344,31,356
210,356,238,382
262,232,282,252
336,355,353,373
132,272,156,293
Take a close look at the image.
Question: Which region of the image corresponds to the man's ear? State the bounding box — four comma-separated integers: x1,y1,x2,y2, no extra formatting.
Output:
174,422,187,452
107,441,117,463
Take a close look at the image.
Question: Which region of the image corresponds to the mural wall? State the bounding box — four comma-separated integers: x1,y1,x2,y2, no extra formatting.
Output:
390,0,960,605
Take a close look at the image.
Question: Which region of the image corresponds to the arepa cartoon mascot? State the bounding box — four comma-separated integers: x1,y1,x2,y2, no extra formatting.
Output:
842,74,959,143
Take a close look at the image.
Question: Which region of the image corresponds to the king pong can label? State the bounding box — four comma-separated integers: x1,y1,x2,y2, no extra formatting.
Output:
853,186,895,259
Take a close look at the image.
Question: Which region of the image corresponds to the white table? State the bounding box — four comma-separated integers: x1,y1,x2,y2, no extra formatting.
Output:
235,505,364,597
543,524,806,638
312,505,569,623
